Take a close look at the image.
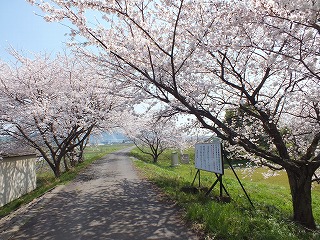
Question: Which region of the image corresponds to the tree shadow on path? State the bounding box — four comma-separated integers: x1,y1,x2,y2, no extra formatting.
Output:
7,148,200,240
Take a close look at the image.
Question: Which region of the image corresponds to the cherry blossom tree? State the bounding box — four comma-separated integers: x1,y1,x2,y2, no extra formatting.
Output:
28,0,320,229
123,111,185,163
0,52,123,177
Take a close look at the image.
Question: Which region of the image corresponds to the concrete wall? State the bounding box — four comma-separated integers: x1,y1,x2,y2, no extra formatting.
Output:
0,155,37,207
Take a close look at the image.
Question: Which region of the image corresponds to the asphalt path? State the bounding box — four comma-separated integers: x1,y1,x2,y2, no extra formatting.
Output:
0,147,200,240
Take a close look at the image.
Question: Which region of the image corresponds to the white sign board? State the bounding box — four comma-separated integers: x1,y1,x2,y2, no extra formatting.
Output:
195,141,223,174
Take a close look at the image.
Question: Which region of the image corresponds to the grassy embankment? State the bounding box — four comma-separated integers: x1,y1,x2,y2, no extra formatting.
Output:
131,147,320,240
0,144,131,218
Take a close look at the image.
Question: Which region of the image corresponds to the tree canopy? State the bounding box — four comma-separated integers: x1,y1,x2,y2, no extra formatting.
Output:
19,0,320,229
0,52,126,176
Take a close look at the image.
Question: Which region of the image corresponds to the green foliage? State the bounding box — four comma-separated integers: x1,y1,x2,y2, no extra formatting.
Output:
224,107,270,150
0,144,131,218
132,148,320,239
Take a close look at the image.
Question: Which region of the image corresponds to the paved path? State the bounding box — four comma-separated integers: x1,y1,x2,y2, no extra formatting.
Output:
0,147,200,240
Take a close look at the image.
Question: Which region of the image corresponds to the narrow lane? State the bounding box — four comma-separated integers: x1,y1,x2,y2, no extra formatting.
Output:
1,147,199,240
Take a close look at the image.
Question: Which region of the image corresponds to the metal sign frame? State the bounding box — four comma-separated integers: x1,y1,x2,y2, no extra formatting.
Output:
191,139,254,207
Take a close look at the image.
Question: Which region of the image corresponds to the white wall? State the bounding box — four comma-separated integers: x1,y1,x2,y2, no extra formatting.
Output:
0,155,37,207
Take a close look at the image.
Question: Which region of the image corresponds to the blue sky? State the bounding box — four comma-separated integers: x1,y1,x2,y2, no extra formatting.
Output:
0,1,70,61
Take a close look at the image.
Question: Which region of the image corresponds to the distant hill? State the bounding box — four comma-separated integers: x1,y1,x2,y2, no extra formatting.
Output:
89,132,130,145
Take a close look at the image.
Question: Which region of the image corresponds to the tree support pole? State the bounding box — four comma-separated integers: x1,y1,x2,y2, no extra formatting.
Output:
225,157,254,208
191,169,201,188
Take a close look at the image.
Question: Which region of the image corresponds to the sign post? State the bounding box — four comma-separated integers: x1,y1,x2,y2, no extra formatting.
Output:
190,138,254,207
193,139,229,199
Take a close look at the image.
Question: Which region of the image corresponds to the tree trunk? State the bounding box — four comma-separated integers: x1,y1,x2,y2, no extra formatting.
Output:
78,139,86,163
153,154,158,163
77,152,84,163
53,157,62,178
286,167,316,229
53,165,61,178
63,156,70,171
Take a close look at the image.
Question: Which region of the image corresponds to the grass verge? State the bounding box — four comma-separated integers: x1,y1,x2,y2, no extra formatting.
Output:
131,147,320,240
0,144,131,218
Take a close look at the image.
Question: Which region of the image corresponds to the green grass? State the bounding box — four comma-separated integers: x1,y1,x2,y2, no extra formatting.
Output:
131,147,320,239
0,144,131,218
